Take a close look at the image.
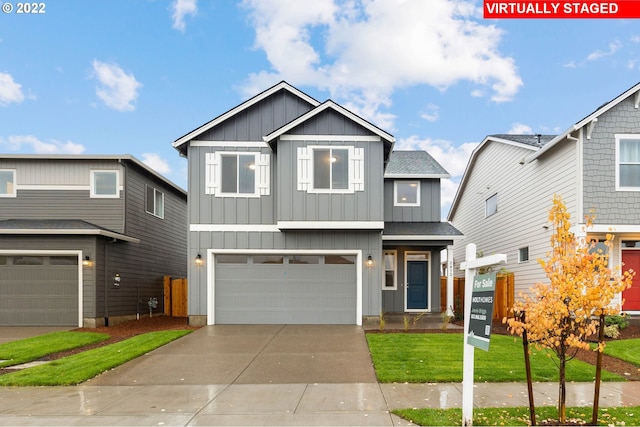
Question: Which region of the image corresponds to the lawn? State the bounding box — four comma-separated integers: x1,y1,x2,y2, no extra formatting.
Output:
604,338,640,367
0,331,110,368
366,333,623,383
393,405,640,426
0,330,192,386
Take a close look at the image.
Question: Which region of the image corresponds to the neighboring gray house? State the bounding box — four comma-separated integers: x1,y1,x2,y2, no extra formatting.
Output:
173,81,462,326
448,82,640,315
0,155,187,327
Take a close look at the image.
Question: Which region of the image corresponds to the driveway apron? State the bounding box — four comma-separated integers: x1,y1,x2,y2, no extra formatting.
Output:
86,324,378,385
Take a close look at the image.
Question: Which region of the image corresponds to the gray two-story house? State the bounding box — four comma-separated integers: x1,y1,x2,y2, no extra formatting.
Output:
173,81,461,326
0,155,187,327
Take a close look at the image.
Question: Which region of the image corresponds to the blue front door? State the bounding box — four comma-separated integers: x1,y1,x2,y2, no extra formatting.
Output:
406,260,428,310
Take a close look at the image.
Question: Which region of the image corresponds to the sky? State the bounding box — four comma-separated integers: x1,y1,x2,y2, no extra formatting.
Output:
2,0,640,219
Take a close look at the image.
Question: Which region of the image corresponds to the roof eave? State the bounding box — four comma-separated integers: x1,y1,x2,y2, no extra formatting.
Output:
384,173,451,179
0,228,140,243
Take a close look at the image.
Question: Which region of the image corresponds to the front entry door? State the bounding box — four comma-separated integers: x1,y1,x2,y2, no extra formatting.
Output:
622,250,640,311
406,260,428,310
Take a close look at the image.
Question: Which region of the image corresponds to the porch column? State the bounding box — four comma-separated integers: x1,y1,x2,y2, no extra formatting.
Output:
446,245,454,316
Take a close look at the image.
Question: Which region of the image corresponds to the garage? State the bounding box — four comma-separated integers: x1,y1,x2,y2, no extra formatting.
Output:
213,253,359,324
0,254,80,326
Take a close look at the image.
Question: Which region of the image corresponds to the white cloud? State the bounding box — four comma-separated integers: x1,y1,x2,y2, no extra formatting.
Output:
587,40,621,61
420,104,440,122
508,122,533,134
1,135,85,154
91,60,142,112
171,0,197,32
0,72,25,106
141,153,171,175
241,0,522,127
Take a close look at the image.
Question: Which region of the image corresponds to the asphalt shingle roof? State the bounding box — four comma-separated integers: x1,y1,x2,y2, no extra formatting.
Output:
385,151,449,176
383,221,463,237
489,134,556,147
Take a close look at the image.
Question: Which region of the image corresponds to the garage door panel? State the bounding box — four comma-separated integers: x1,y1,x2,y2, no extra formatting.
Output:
215,254,357,324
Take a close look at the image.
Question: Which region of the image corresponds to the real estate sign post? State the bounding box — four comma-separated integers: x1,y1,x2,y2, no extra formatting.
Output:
467,272,497,351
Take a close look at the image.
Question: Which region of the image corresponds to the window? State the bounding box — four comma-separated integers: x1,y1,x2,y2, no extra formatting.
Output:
394,181,420,206
253,255,283,264
297,146,364,193
91,170,119,198
383,250,397,290
485,193,498,217
518,247,529,263
616,135,640,190
216,254,248,264
289,255,319,264
0,169,16,197
325,255,356,264
205,152,270,197
145,185,164,218
13,256,44,265
50,256,79,266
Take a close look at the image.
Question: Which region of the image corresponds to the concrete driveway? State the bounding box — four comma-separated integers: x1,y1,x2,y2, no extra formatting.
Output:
87,324,378,385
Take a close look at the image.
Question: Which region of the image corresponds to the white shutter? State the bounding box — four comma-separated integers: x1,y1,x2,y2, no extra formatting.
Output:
256,153,270,196
205,152,220,195
351,147,365,192
297,146,312,191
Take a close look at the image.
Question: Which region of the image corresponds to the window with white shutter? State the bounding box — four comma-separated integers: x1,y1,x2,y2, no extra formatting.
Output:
297,145,365,194
205,152,269,197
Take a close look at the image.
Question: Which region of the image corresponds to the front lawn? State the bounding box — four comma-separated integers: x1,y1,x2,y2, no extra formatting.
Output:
0,331,110,368
393,406,640,426
366,333,623,383
604,338,640,367
0,330,192,386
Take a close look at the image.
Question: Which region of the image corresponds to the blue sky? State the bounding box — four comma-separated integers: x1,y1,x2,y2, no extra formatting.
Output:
2,0,640,218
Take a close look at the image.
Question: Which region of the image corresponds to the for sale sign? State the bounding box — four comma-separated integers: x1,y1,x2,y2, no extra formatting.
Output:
467,272,496,351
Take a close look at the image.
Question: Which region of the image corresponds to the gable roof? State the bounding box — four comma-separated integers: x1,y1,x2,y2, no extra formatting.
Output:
447,134,556,220
384,151,449,178
172,81,320,155
526,81,640,162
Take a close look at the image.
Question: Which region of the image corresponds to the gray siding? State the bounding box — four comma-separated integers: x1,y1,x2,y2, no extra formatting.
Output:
277,139,384,222
288,109,373,136
384,179,441,222
582,95,640,223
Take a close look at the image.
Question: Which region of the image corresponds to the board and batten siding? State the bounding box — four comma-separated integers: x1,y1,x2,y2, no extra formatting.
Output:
188,230,382,319
383,178,441,222
277,139,384,223
450,138,578,296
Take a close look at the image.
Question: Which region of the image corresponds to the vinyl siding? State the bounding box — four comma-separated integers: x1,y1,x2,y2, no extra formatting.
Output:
450,138,578,296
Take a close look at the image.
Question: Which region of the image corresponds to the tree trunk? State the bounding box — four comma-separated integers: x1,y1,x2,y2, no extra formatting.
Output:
558,348,567,424
592,314,605,425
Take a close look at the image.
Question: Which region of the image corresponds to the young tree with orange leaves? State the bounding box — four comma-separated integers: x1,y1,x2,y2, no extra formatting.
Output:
506,195,633,425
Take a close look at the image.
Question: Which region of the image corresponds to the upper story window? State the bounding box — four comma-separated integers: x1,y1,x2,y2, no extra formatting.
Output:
0,169,16,197
518,247,529,263
205,152,270,197
616,135,640,191
485,193,498,217
146,185,164,219
297,145,364,193
394,181,420,206
90,170,119,198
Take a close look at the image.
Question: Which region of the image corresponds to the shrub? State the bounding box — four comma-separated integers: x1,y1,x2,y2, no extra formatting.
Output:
605,313,629,330
603,324,620,339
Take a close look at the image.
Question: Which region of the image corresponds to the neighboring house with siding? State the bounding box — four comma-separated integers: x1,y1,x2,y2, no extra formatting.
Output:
0,155,187,327
173,81,462,326
448,82,640,314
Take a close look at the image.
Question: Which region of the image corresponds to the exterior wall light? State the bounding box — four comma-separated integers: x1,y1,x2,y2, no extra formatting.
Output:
195,253,204,266
82,255,93,267
367,255,373,267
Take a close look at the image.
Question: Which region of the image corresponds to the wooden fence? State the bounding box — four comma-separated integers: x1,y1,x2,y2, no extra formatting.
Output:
163,276,188,317
440,272,514,320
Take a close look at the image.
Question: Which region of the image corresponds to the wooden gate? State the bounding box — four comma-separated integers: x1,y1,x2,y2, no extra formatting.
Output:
163,276,188,317
440,272,514,320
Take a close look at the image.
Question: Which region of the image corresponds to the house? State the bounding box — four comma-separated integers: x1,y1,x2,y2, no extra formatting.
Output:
0,155,188,327
448,82,640,315
173,81,462,326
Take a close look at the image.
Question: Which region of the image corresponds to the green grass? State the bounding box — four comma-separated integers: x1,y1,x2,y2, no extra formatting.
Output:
393,406,640,426
366,333,624,383
0,330,192,386
604,338,640,367
0,331,110,368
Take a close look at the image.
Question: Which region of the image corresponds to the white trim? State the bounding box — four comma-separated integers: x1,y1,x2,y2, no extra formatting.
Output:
277,221,384,230
383,249,398,290
404,251,431,313
589,224,640,233
90,170,120,199
206,249,362,326
191,140,269,148
0,228,140,243
206,151,270,197
0,169,16,197
190,224,281,232
279,135,381,142
394,181,421,207
382,234,465,241
297,145,364,194
0,249,83,327
17,184,91,191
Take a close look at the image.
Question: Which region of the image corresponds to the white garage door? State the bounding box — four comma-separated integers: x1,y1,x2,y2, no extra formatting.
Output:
214,254,357,324
0,255,79,326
